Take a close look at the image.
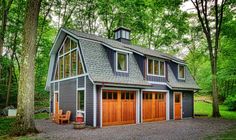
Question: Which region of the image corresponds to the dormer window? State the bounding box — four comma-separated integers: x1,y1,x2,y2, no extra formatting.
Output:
116,52,128,72
147,58,165,77
178,65,185,80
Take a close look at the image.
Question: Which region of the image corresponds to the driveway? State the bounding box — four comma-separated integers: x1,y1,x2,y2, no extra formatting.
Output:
35,118,236,140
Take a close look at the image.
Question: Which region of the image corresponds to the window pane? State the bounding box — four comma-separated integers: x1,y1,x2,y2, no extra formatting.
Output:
59,46,64,55
175,94,180,103
126,92,129,99
148,59,153,74
113,92,117,99
115,32,117,39
121,92,125,99
154,60,159,75
160,61,165,76
64,38,70,53
59,57,63,79
125,32,129,39
179,65,185,79
108,92,112,99
117,53,127,71
64,53,70,78
102,92,107,99
71,50,76,76
78,53,84,75
130,93,134,99
55,62,59,80
71,40,77,49
122,30,125,38
117,31,120,38
77,90,84,111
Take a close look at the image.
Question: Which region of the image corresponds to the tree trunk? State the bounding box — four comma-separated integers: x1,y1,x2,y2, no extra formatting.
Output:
6,63,12,107
12,0,41,136
211,62,220,117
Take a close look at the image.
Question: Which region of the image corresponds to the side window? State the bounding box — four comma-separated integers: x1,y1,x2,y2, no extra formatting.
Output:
178,65,185,79
117,52,128,72
77,90,84,111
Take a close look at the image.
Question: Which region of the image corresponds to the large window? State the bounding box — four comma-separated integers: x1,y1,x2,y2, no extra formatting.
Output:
147,58,165,77
77,90,84,111
56,37,84,80
116,52,128,72
178,65,185,79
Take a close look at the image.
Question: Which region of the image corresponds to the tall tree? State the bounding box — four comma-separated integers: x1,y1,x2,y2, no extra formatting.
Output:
13,0,42,135
191,0,227,117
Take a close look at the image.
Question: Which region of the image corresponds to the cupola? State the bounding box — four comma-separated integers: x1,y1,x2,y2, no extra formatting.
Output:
113,27,131,44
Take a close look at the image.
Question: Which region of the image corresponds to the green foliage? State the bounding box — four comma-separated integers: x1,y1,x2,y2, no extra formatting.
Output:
224,94,236,111
194,101,236,120
0,117,15,136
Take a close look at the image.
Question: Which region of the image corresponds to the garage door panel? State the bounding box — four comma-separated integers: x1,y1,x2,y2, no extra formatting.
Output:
143,92,166,122
102,90,136,126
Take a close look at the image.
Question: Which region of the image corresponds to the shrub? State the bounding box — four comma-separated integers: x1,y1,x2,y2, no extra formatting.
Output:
224,94,236,111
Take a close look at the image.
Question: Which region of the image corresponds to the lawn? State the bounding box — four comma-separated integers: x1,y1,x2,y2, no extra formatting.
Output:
0,113,49,139
194,101,236,120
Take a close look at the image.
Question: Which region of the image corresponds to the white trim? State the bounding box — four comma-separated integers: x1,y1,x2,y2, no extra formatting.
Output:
101,87,139,91
53,91,59,114
116,51,129,73
178,64,186,80
146,58,166,77
93,84,97,127
171,59,186,65
95,82,150,88
50,73,88,83
136,90,140,124
147,81,172,89
173,92,183,120
84,76,87,124
140,90,143,123
141,89,170,121
100,87,102,128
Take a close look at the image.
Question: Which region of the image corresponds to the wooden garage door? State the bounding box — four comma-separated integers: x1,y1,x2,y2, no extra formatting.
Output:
143,92,166,122
102,90,136,126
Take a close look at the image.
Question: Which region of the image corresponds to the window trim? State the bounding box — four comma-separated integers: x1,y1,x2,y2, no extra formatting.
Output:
147,58,165,77
76,88,85,113
178,64,185,80
56,36,85,80
116,51,128,73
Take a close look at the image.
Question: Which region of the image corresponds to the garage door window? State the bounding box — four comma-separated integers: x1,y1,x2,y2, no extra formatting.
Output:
155,93,164,100
103,91,117,100
143,93,152,99
121,91,134,100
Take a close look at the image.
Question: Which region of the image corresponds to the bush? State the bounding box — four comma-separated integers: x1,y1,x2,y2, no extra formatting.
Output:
224,94,236,111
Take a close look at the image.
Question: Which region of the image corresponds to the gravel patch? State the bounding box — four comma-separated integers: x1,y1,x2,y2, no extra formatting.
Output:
34,118,236,140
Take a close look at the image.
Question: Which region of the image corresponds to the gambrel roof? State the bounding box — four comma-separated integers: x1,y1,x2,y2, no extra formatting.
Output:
46,28,199,90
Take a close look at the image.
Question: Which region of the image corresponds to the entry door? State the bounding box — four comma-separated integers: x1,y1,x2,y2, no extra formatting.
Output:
54,92,59,114
174,92,182,120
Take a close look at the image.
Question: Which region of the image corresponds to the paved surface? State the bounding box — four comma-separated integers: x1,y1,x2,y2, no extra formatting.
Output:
35,118,236,140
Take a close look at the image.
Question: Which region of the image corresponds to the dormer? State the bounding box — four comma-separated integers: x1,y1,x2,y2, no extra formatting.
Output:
113,27,131,44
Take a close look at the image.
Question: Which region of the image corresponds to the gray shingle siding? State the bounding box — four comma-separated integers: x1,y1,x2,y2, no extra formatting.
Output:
59,79,77,121
149,84,169,90
182,91,194,118
50,83,54,113
77,77,85,88
146,76,167,82
133,53,145,77
86,76,94,126
105,46,115,72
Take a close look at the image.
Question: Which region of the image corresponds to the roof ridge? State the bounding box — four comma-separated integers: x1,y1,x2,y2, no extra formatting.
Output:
65,28,184,63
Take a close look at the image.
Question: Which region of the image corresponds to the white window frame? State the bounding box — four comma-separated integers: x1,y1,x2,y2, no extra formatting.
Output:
57,36,85,80
116,51,128,73
178,64,185,80
76,88,85,114
147,58,165,77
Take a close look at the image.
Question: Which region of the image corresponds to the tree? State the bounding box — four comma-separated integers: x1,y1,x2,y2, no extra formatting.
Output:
13,0,42,135
191,0,227,117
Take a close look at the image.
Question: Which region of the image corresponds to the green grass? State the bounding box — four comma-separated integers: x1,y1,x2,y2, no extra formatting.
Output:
0,113,49,137
194,101,236,120
206,126,236,140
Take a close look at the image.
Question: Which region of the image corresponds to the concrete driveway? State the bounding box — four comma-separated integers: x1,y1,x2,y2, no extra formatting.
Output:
35,118,236,140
